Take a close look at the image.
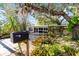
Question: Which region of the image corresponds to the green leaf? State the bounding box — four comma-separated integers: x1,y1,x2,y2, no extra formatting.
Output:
67,16,79,32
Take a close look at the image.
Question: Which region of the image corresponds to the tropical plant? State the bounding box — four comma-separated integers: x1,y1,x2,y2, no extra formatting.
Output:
32,36,46,46
31,44,63,56
63,45,77,56
67,16,79,32
31,43,79,56
1,15,21,38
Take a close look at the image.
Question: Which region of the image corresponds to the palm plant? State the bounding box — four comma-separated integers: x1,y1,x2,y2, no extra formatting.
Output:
1,15,21,38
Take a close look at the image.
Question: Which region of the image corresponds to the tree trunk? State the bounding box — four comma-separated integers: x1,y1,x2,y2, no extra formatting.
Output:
72,28,79,40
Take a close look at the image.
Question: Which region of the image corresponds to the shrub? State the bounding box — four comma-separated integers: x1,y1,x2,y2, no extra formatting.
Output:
32,36,54,46
63,45,77,56
31,43,79,56
67,16,79,32
63,36,72,41
31,44,64,56
32,36,46,46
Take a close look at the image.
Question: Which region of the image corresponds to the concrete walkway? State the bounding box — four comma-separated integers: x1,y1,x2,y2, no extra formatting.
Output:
0,38,16,56
0,33,39,56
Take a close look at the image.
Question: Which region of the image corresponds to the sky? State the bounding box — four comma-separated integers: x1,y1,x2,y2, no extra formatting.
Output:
0,4,75,26
27,13,38,26
0,9,7,25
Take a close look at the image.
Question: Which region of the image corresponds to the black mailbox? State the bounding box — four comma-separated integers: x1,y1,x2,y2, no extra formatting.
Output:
11,31,29,43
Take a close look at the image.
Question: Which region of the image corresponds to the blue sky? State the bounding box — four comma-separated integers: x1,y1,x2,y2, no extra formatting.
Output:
0,9,7,24
27,13,38,26
0,5,74,26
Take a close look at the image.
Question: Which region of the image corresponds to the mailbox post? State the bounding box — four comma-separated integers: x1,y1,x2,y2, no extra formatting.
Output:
11,31,30,56
27,38,30,56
